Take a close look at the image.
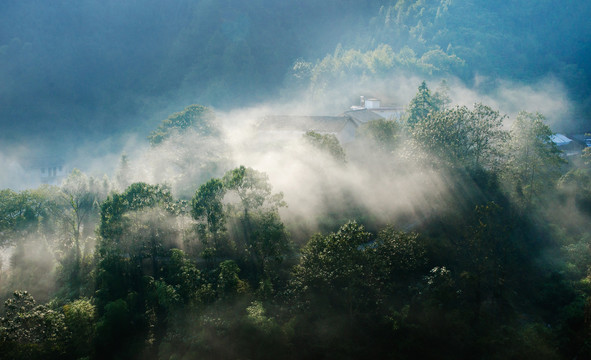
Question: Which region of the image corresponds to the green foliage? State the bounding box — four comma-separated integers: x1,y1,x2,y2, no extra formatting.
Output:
582,147,591,166
191,166,290,289
94,298,136,359
0,186,60,247
293,222,371,297
419,48,465,74
58,169,106,298
245,300,276,334
94,182,182,358
410,102,507,169
291,221,425,319
247,210,290,286
303,130,347,163
302,43,463,96
148,105,218,146
357,118,401,152
558,168,591,216
99,182,174,241
405,80,441,127
62,298,96,358
145,104,231,198
191,178,227,254
217,260,245,298
372,1,591,108
163,249,207,304
0,291,67,359
372,225,427,276
5,2,591,358
503,111,565,207
222,166,284,213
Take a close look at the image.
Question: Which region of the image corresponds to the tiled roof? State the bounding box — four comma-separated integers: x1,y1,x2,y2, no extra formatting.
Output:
257,115,354,133
550,134,573,146
343,109,384,124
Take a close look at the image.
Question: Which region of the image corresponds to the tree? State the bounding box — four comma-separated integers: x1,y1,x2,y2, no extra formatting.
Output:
190,167,289,290
356,119,402,153
221,166,288,288
95,183,185,359
148,105,219,146
99,182,174,241
410,105,469,167
371,226,427,280
146,105,230,198
459,202,513,322
410,103,507,169
503,111,565,206
303,131,346,163
557,168,591,216
0,291,67,359
115,153,132,191
433,79,452,110
96,182,177,307
465,103,507,169
59,169,102,298
216,260,245,298
191,178,227,256
247,210,290,290
291,222,372,317
292,222,426,317
405,81,441,128
222,166,284,217
62,298,96,358
94,298,138,359
0,186,60,247
162,249,208,304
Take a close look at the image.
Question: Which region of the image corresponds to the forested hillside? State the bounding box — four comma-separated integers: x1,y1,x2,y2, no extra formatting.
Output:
2,1,591,359
2,82,591,359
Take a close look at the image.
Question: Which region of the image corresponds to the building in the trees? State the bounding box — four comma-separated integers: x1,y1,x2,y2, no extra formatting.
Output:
25,157,68,185
256,96,404,144
350,96,405,121
570,133,591,148
551,134,585,157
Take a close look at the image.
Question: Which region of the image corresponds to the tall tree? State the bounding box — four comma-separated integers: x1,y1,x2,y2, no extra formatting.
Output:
191,178,228,257
115,153,132,191
465,103,507,169
503,111,564,207
222,166,288,288
59,169,106,298
95,183,181,358
405,81,441,128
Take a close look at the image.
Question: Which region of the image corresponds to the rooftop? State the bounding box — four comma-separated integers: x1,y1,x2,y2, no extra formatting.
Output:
257,115,354,133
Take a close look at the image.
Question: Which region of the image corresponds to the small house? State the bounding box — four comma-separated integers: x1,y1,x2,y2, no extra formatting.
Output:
551,134,585,157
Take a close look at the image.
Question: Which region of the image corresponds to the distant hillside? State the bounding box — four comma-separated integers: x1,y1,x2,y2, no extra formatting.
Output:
0,0,589,151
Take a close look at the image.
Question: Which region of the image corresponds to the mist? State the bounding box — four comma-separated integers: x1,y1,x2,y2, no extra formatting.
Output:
1,0,589,158
1,1,591,359
0,0,383,156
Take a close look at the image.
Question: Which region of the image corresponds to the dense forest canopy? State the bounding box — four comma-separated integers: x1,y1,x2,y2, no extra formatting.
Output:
2,81,591,358
2,1,591,359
